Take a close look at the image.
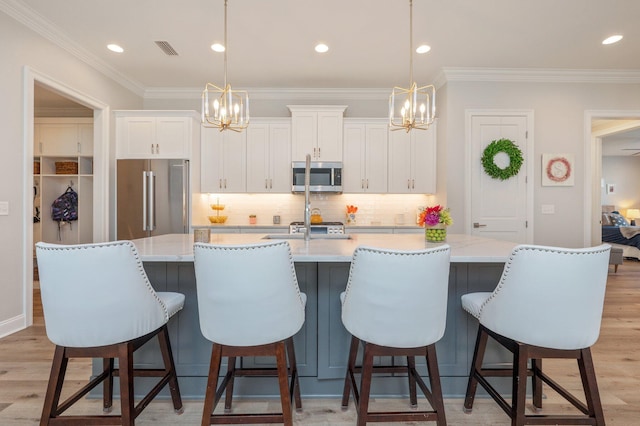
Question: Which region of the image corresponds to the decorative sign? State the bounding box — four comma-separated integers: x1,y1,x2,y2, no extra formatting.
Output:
542,154,574,186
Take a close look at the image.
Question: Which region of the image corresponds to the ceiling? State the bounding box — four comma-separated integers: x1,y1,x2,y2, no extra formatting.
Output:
14,0,640,92
11,0,640,154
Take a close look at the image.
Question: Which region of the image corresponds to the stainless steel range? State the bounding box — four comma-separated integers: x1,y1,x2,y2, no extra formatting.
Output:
289,221,345,235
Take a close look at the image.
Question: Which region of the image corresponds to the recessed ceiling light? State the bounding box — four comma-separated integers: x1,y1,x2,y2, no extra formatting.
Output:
315,43,329,53
211,43,225,52
602,35,623,45
416,44,431,54
107,44,124,53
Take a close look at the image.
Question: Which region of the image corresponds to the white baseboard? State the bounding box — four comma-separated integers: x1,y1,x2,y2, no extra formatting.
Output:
0,314,26,339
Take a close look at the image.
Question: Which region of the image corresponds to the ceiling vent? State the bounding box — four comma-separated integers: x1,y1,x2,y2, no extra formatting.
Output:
155,41,178,56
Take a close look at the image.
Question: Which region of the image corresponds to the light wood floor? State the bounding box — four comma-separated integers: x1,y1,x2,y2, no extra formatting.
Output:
2,262,640,425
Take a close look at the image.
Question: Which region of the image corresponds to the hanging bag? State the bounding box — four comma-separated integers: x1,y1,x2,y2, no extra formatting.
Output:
51,186,78,240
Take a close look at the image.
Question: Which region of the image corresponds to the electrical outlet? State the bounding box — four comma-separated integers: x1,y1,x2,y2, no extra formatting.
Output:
0,201,8,216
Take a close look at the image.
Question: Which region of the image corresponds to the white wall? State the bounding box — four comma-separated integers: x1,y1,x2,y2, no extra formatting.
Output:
602,156,640,213
443,81,640,247
0,11,141,336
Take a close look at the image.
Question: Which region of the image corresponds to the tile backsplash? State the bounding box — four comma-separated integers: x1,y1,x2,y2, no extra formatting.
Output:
192,193,437,227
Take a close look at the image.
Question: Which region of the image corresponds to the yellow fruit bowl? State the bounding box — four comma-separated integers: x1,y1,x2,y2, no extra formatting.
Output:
208,215,228,224
210,204,225,211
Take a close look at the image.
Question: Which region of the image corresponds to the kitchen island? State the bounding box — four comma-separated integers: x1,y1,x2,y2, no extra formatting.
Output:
115,233,517,399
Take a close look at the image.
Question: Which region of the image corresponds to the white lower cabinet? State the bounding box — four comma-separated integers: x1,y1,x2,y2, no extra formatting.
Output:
246,120,291,193
343,120,388,193
201,127,246,193
388,122,436,194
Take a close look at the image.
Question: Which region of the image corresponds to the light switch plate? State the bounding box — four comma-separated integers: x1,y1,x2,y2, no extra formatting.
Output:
0,201,8,216
541,204,555,214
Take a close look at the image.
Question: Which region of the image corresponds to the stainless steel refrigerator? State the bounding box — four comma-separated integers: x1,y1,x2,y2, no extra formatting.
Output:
117,159,189,240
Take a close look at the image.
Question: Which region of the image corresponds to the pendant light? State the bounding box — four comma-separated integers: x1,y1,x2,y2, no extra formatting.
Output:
202,0,249,132
389,0,436,132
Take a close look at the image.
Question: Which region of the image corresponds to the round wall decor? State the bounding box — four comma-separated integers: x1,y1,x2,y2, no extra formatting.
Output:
481,138,523,180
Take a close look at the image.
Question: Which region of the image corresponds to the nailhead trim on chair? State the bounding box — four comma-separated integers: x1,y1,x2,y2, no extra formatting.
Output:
193,240,305,307
474,244,612,319
343,245,451,301
37,240,170,321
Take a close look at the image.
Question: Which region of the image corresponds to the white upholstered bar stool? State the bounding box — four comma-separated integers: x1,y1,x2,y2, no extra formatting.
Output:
461,244,611,426
193,240,306,426
35,240,185,425
340,245,451,426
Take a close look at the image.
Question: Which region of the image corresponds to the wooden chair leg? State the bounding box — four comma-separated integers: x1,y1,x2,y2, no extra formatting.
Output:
407,355,418,408
356,343,374,426
579,348,606,425
158,325,183,413
102,357,114,413
275,341,294,426
425,344,447,426
286,337,302,411
40,345,67,425
202,344,223,426
464,326,489,412
531,358,543,411
341,335,360,409
224,356,236,412
512,345,528,426
118,342,135,426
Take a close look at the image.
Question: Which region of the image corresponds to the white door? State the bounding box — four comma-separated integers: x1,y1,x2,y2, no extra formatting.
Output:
469,113,531,243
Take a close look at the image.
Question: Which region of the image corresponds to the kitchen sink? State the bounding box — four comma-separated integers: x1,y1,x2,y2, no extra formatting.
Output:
262,234,352,240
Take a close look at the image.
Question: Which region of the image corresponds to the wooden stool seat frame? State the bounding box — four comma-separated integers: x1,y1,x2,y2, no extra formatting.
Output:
464,324,605,426
341,336,447,426
41,324,183,425
201,337,302,425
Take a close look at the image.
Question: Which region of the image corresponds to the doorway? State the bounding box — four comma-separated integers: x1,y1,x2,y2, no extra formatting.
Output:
585,111,640,247
24,67,109,328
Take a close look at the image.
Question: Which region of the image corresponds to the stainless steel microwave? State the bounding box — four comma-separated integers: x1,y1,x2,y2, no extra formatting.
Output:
292,161,342,193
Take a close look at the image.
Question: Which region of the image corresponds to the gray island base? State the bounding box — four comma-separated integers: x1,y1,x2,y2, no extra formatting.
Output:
95,233,517,399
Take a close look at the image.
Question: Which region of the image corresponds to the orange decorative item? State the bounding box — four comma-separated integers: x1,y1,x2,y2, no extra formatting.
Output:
310,208,323,224
346,205,358,224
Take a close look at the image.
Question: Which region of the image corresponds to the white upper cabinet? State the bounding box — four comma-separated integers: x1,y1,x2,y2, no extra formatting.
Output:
34,118,93,156
388,122,437,194
115,111,198,159
201,126,246,193
343,119,388,193
289,105,347,161
246,119,292,193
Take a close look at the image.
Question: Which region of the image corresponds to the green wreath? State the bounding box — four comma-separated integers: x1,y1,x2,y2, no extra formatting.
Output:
481,138,523,180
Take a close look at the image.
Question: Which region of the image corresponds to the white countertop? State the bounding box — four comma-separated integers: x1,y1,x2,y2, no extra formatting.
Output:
132,233,518,263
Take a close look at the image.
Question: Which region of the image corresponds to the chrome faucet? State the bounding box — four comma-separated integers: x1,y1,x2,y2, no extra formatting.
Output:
304,154,311,241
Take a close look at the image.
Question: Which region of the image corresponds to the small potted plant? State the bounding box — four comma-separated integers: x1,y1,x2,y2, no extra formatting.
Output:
419,205,453,242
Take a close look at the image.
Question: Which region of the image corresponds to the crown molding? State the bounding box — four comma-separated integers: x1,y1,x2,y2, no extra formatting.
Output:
442,67,640,84
144,87,394,101
0,0,145,97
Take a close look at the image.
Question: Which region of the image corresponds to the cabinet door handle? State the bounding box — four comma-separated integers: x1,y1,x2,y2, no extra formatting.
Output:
313,147,317,158
156,143,159,154
412,179,415,189
77,142,81,154
318,147,321,158
407,179,411,189
361,179,365,189
269,179,272,189
265,179,268,189
224,179,227,189
219,179,222,189
366,179,369,189
473,222,487,228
